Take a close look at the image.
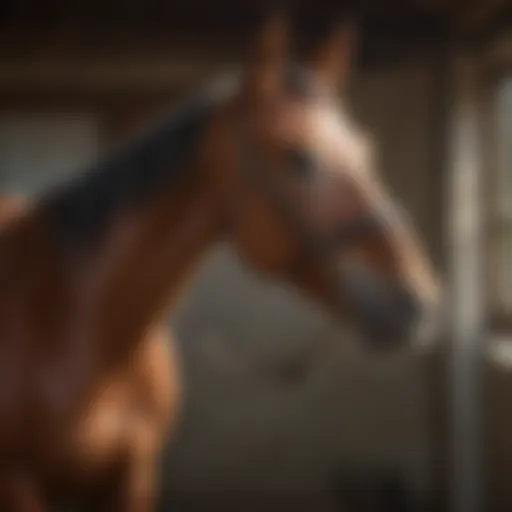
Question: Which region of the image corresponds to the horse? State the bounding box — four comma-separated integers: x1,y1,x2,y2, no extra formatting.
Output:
0,14,440,511
0,195,25,224
0,194,180,512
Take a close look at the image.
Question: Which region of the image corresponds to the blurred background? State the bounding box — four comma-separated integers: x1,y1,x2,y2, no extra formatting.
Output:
0,1,511,510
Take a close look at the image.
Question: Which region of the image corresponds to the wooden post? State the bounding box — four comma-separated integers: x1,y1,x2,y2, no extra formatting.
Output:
424,42,451,512
447,49,485,512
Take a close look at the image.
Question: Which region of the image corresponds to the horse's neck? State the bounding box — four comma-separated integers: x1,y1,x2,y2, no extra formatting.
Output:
72,172,221,351
0,196,26,226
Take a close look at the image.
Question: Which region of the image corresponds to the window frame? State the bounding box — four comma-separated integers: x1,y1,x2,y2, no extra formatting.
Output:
482,32,512,332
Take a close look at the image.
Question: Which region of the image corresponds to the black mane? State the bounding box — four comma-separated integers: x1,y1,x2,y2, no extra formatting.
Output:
43,80,234,247
41,67,318,248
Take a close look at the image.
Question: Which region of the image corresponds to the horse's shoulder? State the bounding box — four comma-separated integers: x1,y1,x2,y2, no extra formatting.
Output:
0,196,27,227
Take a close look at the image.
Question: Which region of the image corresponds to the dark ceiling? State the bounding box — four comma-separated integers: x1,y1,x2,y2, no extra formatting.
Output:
0,0,510,66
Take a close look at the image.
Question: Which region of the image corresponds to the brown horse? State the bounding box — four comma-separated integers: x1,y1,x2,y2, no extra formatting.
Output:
0,194,179,512
0,196,25,224
0,15,440,512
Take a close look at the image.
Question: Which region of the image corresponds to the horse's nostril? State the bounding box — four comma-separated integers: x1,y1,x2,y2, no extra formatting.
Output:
364,290,424,348
338,263,434,348
395,290,422,327
415,300,443,349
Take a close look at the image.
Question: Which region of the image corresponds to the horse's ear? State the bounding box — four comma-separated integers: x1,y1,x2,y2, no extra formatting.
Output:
308,21,358,91
243,12,289,98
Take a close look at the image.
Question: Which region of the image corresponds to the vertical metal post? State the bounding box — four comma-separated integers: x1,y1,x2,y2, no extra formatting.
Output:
448,49,484,512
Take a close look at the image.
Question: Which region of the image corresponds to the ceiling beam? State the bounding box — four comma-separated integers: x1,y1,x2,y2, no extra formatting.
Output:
454,0,509,33
0,54,238,95
415,0,510,35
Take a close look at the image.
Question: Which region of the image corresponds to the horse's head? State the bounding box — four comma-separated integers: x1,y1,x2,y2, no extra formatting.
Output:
205,14,441,350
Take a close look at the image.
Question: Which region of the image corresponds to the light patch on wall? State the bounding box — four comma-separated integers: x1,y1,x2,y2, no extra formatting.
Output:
0,113,100,196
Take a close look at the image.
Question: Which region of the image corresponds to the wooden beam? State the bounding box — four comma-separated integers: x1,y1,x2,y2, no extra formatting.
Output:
481,28,512,75
414,0,508,35
0,54,239,95
447,48,485,512
455,0,509,33
0,89,182,112
424,42,452,512
0,11,447,59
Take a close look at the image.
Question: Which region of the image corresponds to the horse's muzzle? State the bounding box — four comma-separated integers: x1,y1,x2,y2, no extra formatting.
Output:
338,263,439,350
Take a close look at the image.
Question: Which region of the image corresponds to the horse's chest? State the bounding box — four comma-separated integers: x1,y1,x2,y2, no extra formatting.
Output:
63,333,179,480
65,379,135,477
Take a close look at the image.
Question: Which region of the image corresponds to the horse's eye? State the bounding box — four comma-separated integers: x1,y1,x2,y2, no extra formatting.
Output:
287,148,316,179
